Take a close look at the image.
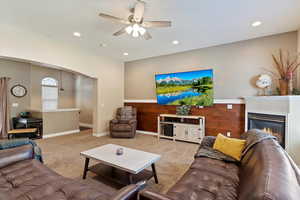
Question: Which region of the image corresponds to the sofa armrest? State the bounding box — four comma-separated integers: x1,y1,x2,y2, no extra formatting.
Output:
0,144,33,168
111,181,146,200
138,189,174,200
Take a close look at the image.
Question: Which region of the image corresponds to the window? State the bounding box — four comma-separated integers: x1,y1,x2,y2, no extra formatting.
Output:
41,77,58,110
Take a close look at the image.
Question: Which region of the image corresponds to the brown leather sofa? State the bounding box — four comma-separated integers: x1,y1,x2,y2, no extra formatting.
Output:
110,107,137,138
0,144,145,200
139,135,300,200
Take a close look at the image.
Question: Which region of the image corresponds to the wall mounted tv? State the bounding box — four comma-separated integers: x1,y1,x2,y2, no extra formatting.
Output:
155,69,214,106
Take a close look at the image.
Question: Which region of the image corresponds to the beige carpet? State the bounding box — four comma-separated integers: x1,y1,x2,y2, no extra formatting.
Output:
36,130,198,193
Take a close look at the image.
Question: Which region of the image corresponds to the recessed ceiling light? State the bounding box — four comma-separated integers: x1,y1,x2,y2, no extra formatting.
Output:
252,21,262,27
73,32,81,37
123,52,129,56
99,43,107,47
172,40,179,45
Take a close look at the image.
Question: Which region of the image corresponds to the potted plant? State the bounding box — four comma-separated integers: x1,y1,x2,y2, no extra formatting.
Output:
271,49,300,95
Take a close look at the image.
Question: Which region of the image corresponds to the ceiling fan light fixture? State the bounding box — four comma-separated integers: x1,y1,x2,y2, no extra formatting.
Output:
138,27,146,35
132,30,139,38
133,23,140,30
126,26,133,34
98,0,171,40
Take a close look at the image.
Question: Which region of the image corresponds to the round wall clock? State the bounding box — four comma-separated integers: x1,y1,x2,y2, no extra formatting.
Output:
11,84,27,98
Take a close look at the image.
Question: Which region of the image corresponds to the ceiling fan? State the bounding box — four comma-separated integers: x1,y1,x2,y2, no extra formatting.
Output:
99,0,172,40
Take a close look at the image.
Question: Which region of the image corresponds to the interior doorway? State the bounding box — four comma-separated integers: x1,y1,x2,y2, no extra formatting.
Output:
0,55,98,138
75,75,97,132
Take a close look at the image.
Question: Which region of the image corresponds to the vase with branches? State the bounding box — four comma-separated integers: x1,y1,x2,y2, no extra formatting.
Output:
271,49,300,95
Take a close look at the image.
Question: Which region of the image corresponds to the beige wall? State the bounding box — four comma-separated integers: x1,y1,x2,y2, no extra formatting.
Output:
0,24,124,134
125,32,298,99
75,75,94,125
30,65,76,110
32,111,79,135
0,59,31,117
0,59,77,117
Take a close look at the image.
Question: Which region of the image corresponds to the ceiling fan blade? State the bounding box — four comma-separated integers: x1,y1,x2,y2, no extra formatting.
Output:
99,13,130,25
113,27,127,36
142,21,172,28
133,0,145,23
143,31,152,40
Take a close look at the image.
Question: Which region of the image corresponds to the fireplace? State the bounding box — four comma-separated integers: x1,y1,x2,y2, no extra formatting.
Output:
244,96,300,165
247,113,286,148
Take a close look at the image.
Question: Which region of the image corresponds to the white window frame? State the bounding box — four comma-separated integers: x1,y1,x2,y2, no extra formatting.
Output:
41,77,58,110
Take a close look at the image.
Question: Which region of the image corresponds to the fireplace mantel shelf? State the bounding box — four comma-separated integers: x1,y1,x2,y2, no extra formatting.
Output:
243,95,300,100
244,95,300,115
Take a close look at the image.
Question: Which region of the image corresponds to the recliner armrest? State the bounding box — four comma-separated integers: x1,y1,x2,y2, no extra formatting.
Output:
138,189,174,200
128,119,137,125
111,181,146,200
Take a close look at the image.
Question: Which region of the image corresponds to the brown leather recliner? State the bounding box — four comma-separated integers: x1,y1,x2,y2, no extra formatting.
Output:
110,106,137,138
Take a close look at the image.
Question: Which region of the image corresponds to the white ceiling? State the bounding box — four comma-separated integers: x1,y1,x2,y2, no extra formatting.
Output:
1,0,300,62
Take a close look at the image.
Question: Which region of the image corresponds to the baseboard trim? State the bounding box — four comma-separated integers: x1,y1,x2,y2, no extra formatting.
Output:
137,130,158,136
79,123,93,128
124,99,245,104
93,132,109,137
43,129,80,139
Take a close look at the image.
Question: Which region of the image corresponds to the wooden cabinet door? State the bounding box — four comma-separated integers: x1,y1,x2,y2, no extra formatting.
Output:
174,124,187,140
187,126,201,142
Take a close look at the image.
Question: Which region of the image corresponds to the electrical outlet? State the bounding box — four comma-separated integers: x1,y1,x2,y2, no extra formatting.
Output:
12,103,19,107
227,132,231,137
227,104,233,110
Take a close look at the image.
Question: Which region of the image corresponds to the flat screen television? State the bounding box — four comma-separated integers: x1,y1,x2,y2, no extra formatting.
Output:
155,69,213,106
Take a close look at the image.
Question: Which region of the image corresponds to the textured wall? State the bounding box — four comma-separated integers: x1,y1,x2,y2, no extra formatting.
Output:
32,110,79,135
0,24,124,134
30,65,76,110
0,59,31,117
0,59,77,117
125,32,297,100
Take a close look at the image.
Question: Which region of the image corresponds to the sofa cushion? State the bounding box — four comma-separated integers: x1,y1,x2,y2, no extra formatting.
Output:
166,157,239,200
213,134,246,161
0,159,115,200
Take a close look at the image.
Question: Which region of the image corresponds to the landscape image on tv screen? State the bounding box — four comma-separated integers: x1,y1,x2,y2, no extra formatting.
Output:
155,69,213,106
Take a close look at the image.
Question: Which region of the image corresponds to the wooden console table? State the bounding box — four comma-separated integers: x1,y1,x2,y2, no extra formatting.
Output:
158,114,205,144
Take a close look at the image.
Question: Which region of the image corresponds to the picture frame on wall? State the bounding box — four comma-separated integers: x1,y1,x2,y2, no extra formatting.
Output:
155,69,214,106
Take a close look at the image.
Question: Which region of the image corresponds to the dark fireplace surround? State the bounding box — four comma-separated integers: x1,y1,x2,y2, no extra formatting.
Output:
247,113,286,148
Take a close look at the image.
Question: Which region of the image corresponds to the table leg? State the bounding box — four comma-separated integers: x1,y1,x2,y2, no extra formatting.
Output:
151,164,159,184
82,158,90,179
127,172,133,184
111,167,116,178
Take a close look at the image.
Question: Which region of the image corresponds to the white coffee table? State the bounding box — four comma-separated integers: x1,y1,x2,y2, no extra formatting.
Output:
80,144,161,185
